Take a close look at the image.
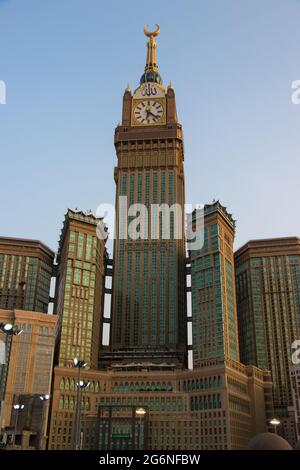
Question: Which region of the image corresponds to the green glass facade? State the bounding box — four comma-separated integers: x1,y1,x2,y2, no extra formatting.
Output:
235,246,300,408
111,153,186,363
235,238,300,445
191,202,240,367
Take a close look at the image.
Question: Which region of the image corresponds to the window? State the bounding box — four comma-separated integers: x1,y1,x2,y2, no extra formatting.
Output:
73,269,81,285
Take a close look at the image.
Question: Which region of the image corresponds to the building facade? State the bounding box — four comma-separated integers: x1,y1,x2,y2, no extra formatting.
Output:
0,308,57,449
54,209,107,370
235,237,300,445
0,237,54,313
191,201,240,367
48,360,273,450
107,25,186,367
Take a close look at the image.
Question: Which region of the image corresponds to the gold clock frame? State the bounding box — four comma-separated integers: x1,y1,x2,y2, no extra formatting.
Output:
131,98,166,127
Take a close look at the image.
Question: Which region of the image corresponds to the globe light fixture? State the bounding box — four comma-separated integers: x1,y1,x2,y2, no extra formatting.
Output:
270,418,280,434
1,323,13,332
72,358,88,449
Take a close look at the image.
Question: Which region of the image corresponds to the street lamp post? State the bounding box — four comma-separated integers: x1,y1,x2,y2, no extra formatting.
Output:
72,358,87,450
0,323,23,442
270,418,280,434
39,394,50,449
12,403,24,449
12,394,50,450
135,407,146,450
77,380,90,450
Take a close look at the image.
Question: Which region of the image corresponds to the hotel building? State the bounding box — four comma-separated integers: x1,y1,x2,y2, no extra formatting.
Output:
235,237,300,446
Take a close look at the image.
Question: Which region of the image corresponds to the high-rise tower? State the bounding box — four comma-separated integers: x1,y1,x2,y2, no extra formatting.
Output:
235,237,300,445
191,201,240,367
54,209,107,369
108,26,187,367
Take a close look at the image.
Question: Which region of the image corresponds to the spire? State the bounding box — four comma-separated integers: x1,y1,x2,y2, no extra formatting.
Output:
140,24,163,85
144,24,160,73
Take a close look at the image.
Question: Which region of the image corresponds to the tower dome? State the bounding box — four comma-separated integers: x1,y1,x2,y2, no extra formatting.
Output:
140,71,163,85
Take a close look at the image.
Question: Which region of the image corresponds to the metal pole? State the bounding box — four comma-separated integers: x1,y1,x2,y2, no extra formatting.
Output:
0,334,10,439
137,417,141,450
107,406,112,450
132,407,136,450
77,385,83,450
144,410,148,450
40,399,45,450
13,409,19,449
39,396,50,450
73,366,81,450
0,334,7,394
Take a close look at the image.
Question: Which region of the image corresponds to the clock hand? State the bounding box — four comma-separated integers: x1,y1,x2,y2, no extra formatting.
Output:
148,111,158,119
145,110,155,121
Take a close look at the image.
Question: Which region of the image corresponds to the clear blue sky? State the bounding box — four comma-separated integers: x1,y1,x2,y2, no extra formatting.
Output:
0,0,299,254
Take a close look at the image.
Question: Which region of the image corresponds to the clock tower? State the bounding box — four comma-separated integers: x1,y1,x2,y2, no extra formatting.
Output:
107,25,187,369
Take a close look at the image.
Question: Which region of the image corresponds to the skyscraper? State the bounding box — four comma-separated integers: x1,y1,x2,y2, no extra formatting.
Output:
235,237,300,445
54,209,107,369
0,308,57,449
108,25,186,367
191,201,240,367
0,237,54,313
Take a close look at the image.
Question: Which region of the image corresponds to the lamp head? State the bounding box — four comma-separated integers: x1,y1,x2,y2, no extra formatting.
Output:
77,380,90,389
270,418,280,426
0,322,13,333
39,394,50,401
13,404,24,410
14,328,23,336
73,357,87,368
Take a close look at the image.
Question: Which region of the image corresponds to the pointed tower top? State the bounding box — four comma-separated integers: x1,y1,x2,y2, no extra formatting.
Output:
140,24,163,85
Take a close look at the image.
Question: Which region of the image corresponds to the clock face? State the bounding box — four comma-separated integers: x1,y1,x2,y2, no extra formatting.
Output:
133,99,165,125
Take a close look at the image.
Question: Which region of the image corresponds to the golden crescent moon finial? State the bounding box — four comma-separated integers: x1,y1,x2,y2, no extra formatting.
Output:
144,24,160,38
